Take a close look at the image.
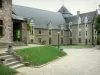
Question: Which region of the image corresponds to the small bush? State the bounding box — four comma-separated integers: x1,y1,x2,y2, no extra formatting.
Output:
0,64,16,75
41,40,47,45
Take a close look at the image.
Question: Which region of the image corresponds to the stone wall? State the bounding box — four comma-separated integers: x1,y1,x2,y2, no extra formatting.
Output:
0,0,12,45
69,23,95,45
21,22,27,43
33,28,69,45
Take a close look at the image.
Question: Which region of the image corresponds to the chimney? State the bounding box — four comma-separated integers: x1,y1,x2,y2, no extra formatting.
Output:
99,5,100,9
77,11,80,16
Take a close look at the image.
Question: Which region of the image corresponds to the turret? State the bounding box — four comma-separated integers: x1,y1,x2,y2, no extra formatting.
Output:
58,5,72,17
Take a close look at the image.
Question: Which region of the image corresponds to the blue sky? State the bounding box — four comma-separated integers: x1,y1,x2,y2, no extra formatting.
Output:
13,0,100,15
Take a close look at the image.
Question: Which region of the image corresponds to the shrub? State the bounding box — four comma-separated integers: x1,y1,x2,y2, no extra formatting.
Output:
41,40,47,45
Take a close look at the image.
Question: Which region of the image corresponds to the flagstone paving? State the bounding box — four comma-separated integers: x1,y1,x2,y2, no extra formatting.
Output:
16,48,100,75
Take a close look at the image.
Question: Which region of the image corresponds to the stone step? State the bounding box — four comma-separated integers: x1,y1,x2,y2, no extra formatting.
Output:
10,63,24,69
0,55,13,59
6,61,20,66
6,57,16,63
0,52,8,56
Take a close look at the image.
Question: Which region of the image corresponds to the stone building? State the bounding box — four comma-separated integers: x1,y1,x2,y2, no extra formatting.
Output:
0,0,100,48
0,0,12,47
12,5,100,45
0,0,27,48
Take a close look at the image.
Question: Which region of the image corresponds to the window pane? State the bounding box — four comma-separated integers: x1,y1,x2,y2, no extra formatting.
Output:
78,38,81,43
70,32,72,37
0,20,3,25
49,38,51,44
79,32,81,36
49,29,52,35
61,38,63,44
0,27,3,36
39,29,41,34
0,0,2,8
86,31,87,36
61,30,63,35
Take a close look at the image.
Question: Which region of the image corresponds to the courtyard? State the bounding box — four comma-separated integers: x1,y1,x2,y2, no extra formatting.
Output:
16,47,100,75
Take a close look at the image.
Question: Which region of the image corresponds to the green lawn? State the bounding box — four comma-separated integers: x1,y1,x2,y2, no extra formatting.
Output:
55,45,89,49
15,46,67,66
0,64,16,75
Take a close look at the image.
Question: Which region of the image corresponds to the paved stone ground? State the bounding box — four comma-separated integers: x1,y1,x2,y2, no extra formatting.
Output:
16,48,100,75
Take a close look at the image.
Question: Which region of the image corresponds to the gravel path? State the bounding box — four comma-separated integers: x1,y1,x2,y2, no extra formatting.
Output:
17,48,100,75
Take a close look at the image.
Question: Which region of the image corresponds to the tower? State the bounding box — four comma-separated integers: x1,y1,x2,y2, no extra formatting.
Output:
58,5,72,17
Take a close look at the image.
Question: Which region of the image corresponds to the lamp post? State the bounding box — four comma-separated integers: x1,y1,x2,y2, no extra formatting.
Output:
58,32,60,49
30,19,35,43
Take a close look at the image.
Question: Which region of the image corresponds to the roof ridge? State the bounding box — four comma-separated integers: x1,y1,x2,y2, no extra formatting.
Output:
13,4,60,14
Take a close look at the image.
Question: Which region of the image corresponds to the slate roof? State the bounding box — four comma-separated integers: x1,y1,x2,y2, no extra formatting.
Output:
12,4,97,29
65,11,97,25
12,5,67,30
12,14,24,21
58,6,72,15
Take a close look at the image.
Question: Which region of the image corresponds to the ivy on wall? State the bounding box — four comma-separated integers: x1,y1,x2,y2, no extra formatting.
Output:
27,22,32,32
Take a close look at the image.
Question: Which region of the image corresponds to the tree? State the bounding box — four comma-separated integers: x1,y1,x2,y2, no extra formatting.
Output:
95,15,100,44
95,15,100,34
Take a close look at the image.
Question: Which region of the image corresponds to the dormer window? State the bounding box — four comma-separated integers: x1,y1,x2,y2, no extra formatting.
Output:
78,17,81,26
60,25,64,35
30,19,35,35
48,21,52,29
85,16,88,24
0,0,2,8
69,22,72,29
61,25,64,30
48,22,52,35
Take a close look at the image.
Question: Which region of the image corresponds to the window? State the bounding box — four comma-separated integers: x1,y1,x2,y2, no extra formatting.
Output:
85,39,88,45
49,29,52,35
79,31,81,36
70,25,72,29
78,38,81,43
89,39,90,43
0,20,3,25
0,0,2,8
69,25,72,29
39,29,41,34
0,20,3,36
61,30,64,35
86,31,87,36
70,32,72,37
95,37,97,39
70,38,72,44
86,24,88,27
31,39,34,43
31,26,34,34
38,38,41,43
61,38,63,44
49,38,51,44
